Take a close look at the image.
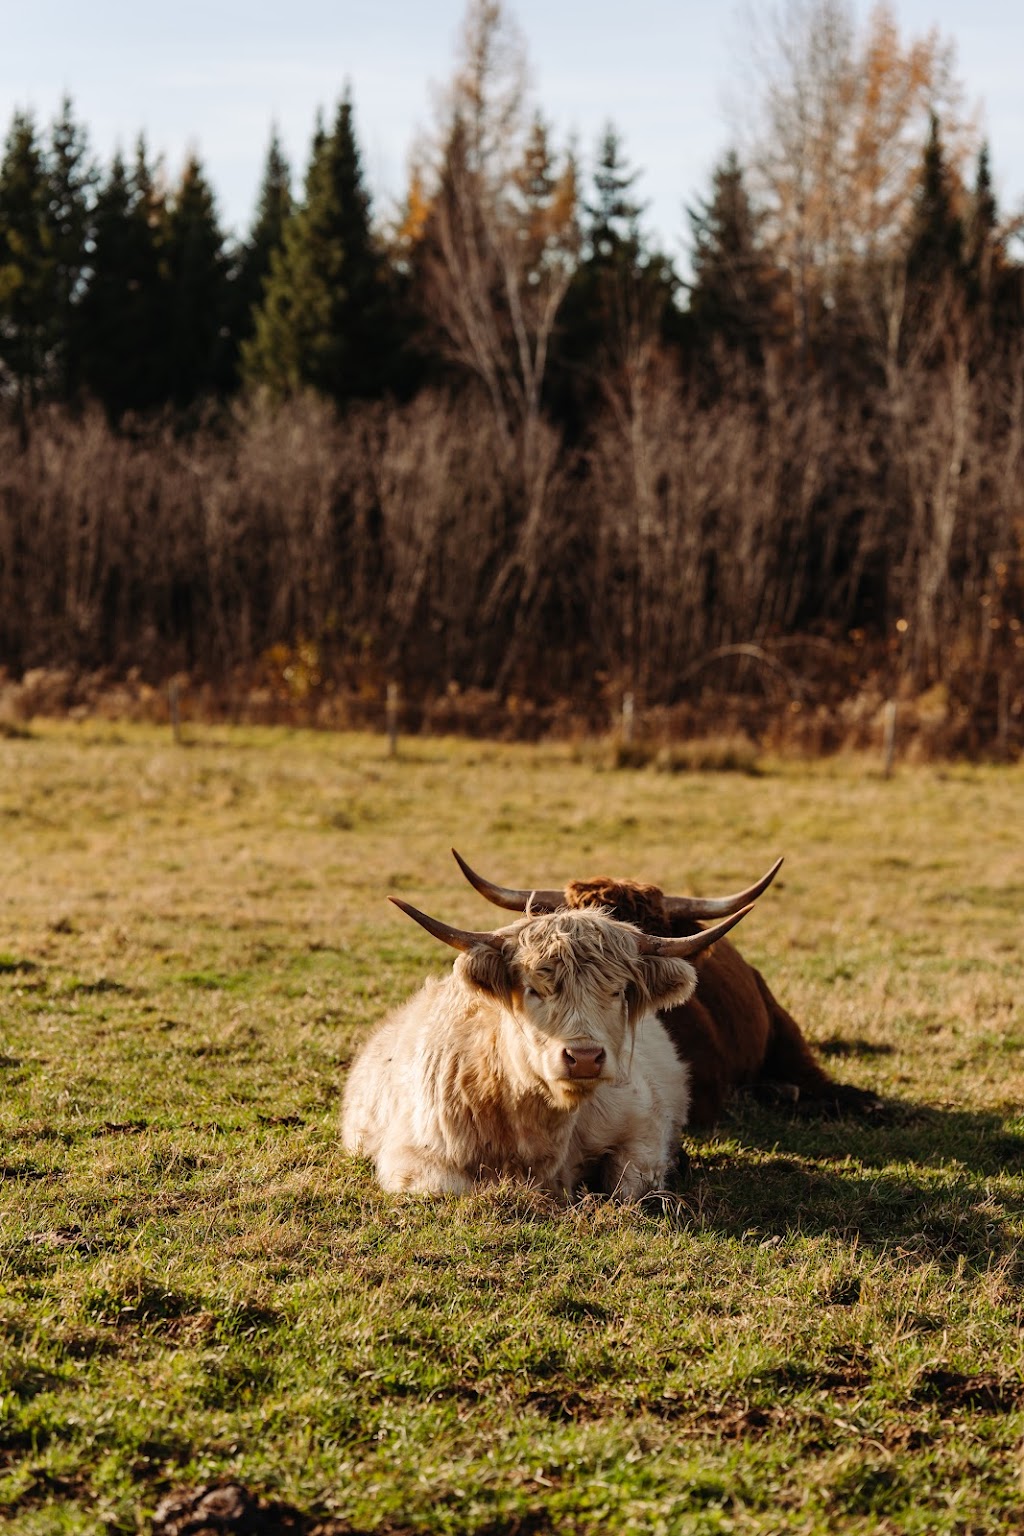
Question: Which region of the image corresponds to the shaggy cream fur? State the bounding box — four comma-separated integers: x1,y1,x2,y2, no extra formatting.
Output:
342,909,692,1200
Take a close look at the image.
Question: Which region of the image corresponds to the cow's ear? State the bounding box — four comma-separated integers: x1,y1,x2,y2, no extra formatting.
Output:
636,956,697,1016
456,944,513,1004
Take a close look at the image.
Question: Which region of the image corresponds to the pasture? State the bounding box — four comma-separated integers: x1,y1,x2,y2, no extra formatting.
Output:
1,721,1022,1534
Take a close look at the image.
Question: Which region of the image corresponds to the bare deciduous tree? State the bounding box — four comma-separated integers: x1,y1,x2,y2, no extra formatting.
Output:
414,0,579,455
733,0,975,359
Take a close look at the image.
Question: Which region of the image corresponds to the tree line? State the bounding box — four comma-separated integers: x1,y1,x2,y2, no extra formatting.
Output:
1,0,1022,750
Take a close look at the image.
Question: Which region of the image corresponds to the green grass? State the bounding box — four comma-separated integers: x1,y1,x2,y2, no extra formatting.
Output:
1,721,1022,1533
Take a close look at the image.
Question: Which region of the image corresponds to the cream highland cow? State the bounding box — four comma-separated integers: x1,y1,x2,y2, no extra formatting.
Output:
342,898,752,1200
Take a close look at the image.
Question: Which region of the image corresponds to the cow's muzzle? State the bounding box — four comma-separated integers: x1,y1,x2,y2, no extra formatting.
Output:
562,1045,607,1081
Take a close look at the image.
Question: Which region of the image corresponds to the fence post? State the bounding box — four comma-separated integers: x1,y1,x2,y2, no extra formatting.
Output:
621,691,635,744
387,682,399,759
882,699,896,778
169,679,182,746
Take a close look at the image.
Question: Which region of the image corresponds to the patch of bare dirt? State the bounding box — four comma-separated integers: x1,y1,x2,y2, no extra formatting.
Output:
912,1369,1024,1413
150,1480,414,1535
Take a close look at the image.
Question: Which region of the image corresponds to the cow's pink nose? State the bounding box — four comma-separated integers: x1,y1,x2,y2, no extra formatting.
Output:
563,1045,606,1079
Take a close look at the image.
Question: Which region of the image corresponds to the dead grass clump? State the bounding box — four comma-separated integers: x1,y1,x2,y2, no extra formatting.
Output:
654,734,763,775
589,732,763,774
0,718,33,740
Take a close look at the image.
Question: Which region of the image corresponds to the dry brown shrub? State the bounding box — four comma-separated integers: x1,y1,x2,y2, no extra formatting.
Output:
0,354,1021,759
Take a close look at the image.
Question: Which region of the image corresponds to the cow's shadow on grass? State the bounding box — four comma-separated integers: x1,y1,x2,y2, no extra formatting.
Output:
663,1099,1024,1269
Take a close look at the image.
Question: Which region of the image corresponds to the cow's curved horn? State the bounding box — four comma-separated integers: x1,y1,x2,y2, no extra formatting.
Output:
663,857,784,919
451,849,563,914
637,904,754,958
389,896,517,952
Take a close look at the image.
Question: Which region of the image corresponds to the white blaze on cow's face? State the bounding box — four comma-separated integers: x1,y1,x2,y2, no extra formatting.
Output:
456,909,700,1108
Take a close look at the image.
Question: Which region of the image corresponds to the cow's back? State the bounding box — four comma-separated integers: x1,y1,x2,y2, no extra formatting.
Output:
659,937,771,1127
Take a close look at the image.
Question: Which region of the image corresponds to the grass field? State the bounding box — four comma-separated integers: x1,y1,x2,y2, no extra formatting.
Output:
1,721,1022,1534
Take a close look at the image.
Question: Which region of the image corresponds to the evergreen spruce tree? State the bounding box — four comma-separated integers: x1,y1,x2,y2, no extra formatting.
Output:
242,94,398,403
0,110,54,414
239,111,327,399
585,124,644,266
76,139,169,417
901,112,969,364
963,141,999,308
45,95,97,400
906,113,963,289
163,153,232,406
556,124,678,427
686,150,778,369
231,127,292,359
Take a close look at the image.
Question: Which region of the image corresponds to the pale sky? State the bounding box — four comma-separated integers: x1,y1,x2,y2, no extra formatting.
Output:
3,1,1023,266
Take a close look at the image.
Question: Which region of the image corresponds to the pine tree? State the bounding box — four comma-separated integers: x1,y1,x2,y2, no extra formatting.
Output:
557,124,678,423
163,153,232,406
585,124,643,266
0,110,54,414
686,150,778,367
45,95,97,400
232,127,292,351
76,139,169,417
240,110,329,399
963,141,998,307
906,113,963,289
242,94,398,403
